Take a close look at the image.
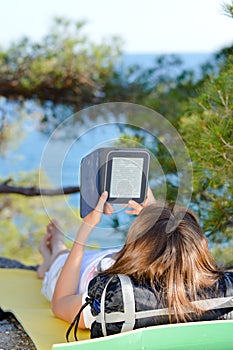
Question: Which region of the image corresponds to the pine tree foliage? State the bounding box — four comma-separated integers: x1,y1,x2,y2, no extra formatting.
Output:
0,17,123,110
180,56,233,245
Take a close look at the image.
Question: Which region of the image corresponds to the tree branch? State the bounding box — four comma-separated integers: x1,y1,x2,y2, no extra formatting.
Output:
0,180,80,196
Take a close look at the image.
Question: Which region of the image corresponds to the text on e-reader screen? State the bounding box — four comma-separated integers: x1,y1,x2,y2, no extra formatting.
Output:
109,157,144,198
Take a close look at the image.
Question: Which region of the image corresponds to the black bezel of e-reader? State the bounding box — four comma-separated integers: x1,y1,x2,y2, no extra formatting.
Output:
105,150,150,204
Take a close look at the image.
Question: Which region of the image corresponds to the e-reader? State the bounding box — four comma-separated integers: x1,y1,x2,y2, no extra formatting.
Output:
80,148,150,218
80,147,111,218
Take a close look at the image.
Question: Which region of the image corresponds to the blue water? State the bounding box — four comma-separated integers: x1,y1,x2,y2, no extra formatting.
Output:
122,52,213,71
1,52,213,180
0,52,213,247
0,128,48,177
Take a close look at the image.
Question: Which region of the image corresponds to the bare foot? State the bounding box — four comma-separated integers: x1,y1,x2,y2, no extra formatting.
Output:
37,220,69,279
37,232,52,279
47,219,68,261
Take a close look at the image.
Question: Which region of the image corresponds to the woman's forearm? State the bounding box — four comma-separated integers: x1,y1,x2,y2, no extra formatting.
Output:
52,222,93,298
50,192,109,324
50,222,94,323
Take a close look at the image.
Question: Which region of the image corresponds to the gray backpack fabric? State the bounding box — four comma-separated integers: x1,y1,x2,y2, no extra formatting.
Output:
66,272,233,341
88,273,233,338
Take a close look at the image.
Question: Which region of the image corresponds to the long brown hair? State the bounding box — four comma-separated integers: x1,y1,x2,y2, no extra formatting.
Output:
104,203,222,322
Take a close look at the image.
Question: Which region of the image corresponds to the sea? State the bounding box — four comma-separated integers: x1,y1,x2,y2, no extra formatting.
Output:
0,52,213,174
0,52,214,248
123,52,213,71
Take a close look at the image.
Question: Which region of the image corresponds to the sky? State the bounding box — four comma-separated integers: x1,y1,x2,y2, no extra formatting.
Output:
0,0,232,53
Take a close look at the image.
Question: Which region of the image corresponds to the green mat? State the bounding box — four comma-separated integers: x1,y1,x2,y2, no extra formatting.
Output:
53,320,233,349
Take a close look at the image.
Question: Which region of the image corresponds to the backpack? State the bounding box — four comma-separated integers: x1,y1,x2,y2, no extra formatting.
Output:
66,273,233,341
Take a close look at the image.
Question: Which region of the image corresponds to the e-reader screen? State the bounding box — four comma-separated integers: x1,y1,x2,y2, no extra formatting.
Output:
109,157,143,198
105,150,150,204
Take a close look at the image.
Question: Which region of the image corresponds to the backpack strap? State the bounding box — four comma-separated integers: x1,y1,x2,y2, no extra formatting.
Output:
100,276,114,336
118,274,136,332
96,295,233,323
66,297,92,342
192,296,233,311
100,274,135,336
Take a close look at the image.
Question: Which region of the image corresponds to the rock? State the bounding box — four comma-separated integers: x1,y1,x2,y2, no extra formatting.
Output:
0,257,37,271
0,257,37,349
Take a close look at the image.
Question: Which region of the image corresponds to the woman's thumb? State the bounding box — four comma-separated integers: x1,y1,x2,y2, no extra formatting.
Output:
96,191,108,212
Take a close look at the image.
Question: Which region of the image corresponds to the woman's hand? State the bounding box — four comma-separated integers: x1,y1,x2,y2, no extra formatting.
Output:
125,187,156,216
83,191,113,226
143,186,156,206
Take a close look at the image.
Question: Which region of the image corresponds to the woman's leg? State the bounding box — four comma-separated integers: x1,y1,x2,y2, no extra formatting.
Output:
37,220,69,279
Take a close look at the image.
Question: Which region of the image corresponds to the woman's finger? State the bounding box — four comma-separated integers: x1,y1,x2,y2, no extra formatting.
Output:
104,202,114,215
125,209,138,215
95,191,108,213
145,187,156,205
126,200,143,215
